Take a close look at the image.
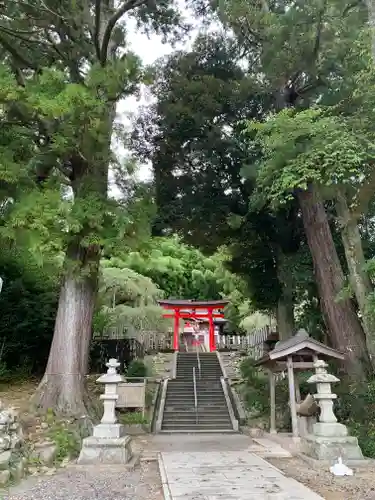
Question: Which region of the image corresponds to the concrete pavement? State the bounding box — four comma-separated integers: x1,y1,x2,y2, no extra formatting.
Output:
157,435,323,500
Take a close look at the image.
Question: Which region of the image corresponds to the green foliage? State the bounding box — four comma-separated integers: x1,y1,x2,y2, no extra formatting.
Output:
239,358,272,418
245,108,375,209
121,236,236,301
96,259,169,335
335,378,375,458
118,411,148,425
100,262,164,306
0,247,58,374
126,359,148,380
240,357,312,430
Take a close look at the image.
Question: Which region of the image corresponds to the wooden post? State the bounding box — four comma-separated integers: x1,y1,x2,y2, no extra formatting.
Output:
142,378,147,418
295,376,301,403
173,309,180,351
208,309,215,352
287,356,299,438
269,370,276,434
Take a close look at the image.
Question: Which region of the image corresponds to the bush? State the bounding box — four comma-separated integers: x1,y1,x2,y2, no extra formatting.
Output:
239,357,312,431
240,356,375,458
118,411,148,425
126,359,147,380
0,248,58,376
335,378,375,458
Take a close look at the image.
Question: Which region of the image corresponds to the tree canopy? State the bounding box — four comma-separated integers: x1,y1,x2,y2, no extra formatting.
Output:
3,0,375,417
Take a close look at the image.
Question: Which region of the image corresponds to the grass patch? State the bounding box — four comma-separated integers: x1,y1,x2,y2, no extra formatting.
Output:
118,411,148,425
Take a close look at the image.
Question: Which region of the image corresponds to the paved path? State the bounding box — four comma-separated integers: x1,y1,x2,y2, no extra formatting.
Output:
158,438,324,500
4,434,324,500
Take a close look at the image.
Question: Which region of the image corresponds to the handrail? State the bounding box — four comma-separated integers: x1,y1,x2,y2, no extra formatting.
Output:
172,351,178,379
156,378,169,432
193,367,198,424
196,347,201,379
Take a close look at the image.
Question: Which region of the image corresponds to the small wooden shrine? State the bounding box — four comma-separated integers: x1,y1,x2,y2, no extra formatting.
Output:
255,329,345,438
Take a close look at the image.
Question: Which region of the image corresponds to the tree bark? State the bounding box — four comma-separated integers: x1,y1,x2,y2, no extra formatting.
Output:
32,239,99,415
276,296,295,341
366,0,375,60
32,96,115,415
335,191,375,368
276,252,295,340
297,184,369,379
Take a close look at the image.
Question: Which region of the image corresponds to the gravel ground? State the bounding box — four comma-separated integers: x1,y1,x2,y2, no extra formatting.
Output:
2,462,163,500
269,456,375,500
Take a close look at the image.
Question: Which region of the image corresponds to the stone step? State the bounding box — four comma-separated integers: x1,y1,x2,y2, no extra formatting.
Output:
177,365,222,368
165,402,228,408
165,403,228,408
168,388,224,393
164,402,229,409
161,423,234,430
163,414,231,421
162,420,233,427
164,409,230,415
166,393,227,398
159,429,237,434
177,362,221,366
165,398,226,408
176,368,222,371
166,397,227,403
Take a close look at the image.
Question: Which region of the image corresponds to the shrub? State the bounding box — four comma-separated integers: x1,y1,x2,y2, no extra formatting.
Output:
239,357,312,431
0,248,58,376
335,378,375,458
118,411,148,425
240,356,375,458
126,359,147,380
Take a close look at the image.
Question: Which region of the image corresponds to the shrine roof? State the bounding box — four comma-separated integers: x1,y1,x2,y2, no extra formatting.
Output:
158,299,229,309
255,329,344,367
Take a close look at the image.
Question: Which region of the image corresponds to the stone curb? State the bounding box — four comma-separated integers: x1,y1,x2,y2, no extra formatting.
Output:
157,453,172,500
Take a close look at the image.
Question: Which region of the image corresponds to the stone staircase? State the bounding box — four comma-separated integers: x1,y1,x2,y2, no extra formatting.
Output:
160,352,237,432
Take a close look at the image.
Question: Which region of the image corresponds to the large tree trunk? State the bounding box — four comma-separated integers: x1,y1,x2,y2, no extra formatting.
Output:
336,191,375,368
297,184,369,379
367,0,375,59
33,100,115,415
276,295,295,340
33,239,99,415
276,251,295,340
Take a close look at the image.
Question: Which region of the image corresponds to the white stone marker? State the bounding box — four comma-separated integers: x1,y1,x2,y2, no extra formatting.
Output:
77,358,133,464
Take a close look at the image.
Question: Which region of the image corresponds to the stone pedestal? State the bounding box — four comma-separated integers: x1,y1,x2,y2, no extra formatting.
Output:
78,436,133,465
78,359,133,465
301,360,364,462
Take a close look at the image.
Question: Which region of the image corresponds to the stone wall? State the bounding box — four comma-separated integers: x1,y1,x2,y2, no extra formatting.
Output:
0,401,26,485
219,351,244,379
145,352,174,378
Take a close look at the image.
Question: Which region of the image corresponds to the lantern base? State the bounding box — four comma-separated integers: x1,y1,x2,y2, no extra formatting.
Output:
77,435,133,465
301,434,364,462
93,423,125,439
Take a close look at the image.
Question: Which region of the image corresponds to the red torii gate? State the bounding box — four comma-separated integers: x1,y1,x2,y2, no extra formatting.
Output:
158,299,229,352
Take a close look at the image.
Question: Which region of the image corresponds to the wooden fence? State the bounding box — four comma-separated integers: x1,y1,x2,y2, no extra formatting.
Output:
216,325,272,357
89,338,144,373
96,327,174,353
95,325,275,360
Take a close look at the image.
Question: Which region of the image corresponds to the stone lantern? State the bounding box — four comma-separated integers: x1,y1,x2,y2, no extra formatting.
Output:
96,358,123,432
78,358,133,464
302,359,364,462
